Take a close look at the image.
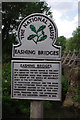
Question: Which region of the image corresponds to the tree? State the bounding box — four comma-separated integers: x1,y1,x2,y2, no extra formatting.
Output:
2,2,52,62
56,36,66,55
65,37,73,52
65,27,80,52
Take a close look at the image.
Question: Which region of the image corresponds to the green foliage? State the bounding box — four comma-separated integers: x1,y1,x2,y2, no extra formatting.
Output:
56,36,66,55
2,33,18,63
74,88,80,94
66,102,74,108
72,96,80,102
2,62,11,96
44,101,52,109
72,88,80,102
3,95,30,116
38,35,47,41
65,27,80,52
27,24,47,44
30,25,37,33
62,75,68,101
27,34,37,40
65,37,73,52
37,25,46,32
2,54,11,63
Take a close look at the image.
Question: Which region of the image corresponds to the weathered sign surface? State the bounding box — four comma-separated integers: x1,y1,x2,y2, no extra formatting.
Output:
11,13,61,101
11,60,61,101
12,13,61,59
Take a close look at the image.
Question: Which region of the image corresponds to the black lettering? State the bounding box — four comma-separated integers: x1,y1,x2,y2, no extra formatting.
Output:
20,64,35,68
38,50,59,55
32,17,37,22
41,18,47,24
38,51,43,55
27,21,30,26
23,23,28,28
21,29,25,40
15,49,36,55
37,17,42,22
29,19,32,23
48,23,55,40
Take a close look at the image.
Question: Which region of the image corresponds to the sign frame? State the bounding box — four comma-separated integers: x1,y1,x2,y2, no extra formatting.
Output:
11,60,61,101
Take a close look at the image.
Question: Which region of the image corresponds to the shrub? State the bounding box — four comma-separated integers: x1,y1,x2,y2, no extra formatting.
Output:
62,75,68,101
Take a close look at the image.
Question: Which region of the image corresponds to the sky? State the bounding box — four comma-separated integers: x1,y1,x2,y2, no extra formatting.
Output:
40,0,78,38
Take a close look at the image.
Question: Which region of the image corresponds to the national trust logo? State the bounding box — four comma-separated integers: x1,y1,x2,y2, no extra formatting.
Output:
18,13,58,45
27,24,47,44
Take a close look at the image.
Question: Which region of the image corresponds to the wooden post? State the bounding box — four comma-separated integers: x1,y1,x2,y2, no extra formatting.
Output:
30,101,43,120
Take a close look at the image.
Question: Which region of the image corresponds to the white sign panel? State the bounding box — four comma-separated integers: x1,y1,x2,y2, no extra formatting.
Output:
11,60,61,101
12,13,61,59
11,13,61,101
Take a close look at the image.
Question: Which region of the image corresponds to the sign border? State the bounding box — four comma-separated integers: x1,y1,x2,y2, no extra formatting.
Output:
11,60,61,101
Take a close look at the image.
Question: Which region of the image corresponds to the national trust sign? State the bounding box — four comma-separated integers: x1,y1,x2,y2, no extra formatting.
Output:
11,13,61,101
12,13,61,59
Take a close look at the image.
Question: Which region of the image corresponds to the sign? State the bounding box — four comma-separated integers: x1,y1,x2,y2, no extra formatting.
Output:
12,13,61,59
11,60,61,101
11,13,61,101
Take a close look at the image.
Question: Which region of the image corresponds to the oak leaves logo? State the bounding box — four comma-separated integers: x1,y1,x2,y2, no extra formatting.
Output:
27,25,47,44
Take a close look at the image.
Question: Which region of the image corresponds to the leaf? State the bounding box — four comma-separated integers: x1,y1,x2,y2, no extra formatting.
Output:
37,25,46,32
38,35,47,41
42,30,44,35
30,25,37,33
27,34,37,40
